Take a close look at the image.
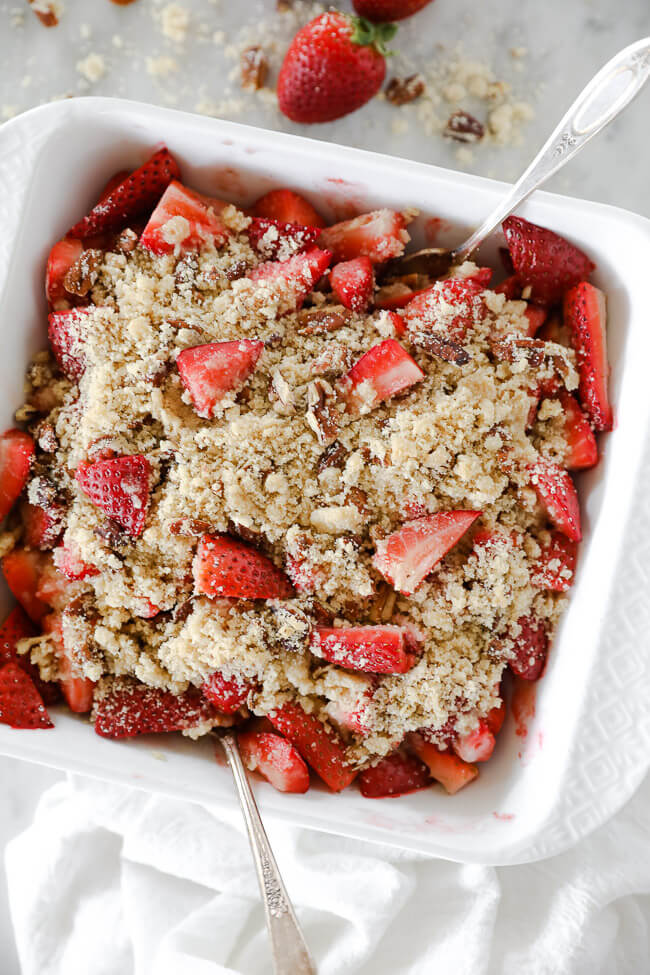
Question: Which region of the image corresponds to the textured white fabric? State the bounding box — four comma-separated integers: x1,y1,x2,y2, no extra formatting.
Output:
5,773,650,975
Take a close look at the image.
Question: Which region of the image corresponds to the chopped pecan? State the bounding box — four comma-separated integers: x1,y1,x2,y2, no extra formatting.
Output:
115,228,139,254
306,379,340,446
29,0,58,26
63,249,102,297
172,600,194,624
225,259,251,281
175,255,199,286
385,74,426,106
169,518,213,537
95,518,130,552
227,520,267,547
269,369,294,410
36,422,59,453
271,605,312,654
265,333,283,348
344,487,369,515
368,582,398,623
310,342,353,379
444,110,485,143
240,46,269,91
490,336,572,383
317,440,347,473
27,475,58,508
298,309,351,335
411,330,470,365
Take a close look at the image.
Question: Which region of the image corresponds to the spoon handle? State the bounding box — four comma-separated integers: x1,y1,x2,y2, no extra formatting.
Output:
217,730,317,975
455,36,650,262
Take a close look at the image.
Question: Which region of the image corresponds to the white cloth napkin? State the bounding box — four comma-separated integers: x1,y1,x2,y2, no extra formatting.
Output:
5,773,650,975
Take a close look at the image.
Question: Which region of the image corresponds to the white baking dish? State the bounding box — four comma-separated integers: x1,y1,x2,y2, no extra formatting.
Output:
1,98,649,865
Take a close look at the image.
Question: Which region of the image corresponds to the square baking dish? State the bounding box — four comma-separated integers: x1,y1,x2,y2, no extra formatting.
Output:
1,98,649,865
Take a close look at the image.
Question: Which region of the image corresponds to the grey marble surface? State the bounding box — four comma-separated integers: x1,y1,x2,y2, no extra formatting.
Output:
0,0,649,971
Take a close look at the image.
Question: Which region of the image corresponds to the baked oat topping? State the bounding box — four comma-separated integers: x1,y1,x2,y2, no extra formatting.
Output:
0,154,609,799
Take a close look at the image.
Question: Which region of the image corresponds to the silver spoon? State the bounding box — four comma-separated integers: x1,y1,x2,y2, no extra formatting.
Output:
213,729,316,975
383,36,650,280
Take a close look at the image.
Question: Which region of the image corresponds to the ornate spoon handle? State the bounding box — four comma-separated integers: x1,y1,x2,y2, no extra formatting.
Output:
216,730,317,975
455,36,650,262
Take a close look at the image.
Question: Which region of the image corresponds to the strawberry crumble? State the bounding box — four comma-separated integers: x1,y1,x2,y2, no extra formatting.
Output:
0,147,612,800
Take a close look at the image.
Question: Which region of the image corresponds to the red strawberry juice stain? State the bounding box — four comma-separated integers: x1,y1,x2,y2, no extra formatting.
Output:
423,217,448,244
492,812,515,821
510,678,536,756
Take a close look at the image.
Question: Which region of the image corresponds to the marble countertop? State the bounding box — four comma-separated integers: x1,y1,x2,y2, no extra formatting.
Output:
0,0,649,970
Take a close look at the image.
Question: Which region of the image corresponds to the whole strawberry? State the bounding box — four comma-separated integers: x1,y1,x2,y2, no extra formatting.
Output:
353,0,434,21
277,12,397,124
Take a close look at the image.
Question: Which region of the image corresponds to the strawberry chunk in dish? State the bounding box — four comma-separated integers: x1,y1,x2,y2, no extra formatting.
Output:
0,148,613,803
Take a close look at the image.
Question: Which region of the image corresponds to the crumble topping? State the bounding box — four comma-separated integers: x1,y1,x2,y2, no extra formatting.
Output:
16,209,574,766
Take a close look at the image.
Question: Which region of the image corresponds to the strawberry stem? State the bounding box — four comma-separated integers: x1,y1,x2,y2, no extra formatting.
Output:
350,16,398,57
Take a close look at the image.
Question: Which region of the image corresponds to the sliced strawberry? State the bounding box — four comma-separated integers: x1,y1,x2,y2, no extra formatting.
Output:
494,275,522,300
359,750,431,798
502,216,595,306
139,180,229,255
528,458,581,541
563,282,612,431
42,612,95,713
311,624,419,674
531,531,578,592
238,730,310,793
0,429,34,520
330,256,374,312
53,543,99,581
508,615,548,681
410,735,478,794
327,680,375,736
339,338,424,414
96,170,131,204
35,562,74,612
48,307,93,380
401,278,486,343
176,339,264,419
0,606,58,704
249,247,332,309
202,670,254,713
94,679,219,738
472,527,520,554
524,305,547,336
0,663,53,729
2,548,49,622
45,238,84,307
68,148,181,240
318,209,408,263
246,217,321,261
268,701,357,792
373,511,481,595
485,700,506,736
76,454,151,537
21,501,64,551
252,188,325,228
194,534,294,600
557,391,598,470
453,718,495,763
461,266,493,288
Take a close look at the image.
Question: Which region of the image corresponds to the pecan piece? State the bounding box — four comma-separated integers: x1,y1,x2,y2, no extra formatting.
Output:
36,422,59,453
344,487,369,516
115,228,139,254
225,259,251,281
298,309,351,335
317,440,347,473
411,330,470,365
169,518,213,537
29,1,58,26
63,249,103,297
271,605,312,654
489,336,572,383
310,342,353,379
385,74,425,106
444,110,485,143
240,46,269,91
306,379,340,446
368,582,398,623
